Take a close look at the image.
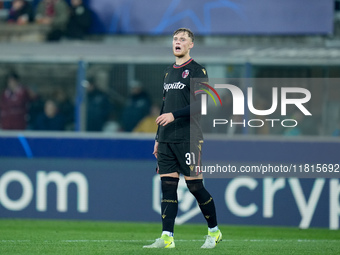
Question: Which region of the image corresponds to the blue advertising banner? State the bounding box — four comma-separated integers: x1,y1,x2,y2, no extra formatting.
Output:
88,0,333,35
0,134,339,229
0,158,339,229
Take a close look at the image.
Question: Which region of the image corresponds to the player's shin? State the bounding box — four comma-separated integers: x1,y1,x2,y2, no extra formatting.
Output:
186,179,217,228
161,177,179,235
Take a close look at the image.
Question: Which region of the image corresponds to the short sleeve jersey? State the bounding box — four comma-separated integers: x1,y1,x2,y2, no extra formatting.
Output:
157,58,208,143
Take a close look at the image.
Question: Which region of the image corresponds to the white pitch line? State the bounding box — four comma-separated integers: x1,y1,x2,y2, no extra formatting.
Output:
1,239,340,243
1,240,31,243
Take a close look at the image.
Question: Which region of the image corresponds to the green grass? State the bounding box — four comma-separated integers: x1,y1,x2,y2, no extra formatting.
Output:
0,219,339,255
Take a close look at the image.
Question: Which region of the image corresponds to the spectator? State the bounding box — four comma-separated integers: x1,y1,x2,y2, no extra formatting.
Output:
64,0,92,40
7,0,34,24
133,103,160,133
0,71,33,130
120,80,151,132
35,99,65,130
52,88,74,130
27,91,44,130
283,110,319,136
283,111,304,136
332,126,340,136
85,78,110,132
35,0,69,41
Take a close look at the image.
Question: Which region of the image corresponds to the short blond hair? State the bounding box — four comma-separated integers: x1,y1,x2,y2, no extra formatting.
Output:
173,28,194,42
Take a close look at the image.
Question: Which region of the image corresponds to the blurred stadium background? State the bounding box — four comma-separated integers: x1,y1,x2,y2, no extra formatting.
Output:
0,0,339,233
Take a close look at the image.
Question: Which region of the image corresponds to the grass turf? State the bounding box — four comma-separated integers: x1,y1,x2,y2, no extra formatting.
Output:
0,219,339,255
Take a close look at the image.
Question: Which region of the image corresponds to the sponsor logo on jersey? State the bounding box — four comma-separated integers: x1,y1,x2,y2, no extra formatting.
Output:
182,70,190,78
164,82,186,92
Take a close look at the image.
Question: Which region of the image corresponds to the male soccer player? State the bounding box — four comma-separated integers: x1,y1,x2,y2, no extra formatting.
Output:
143,28,222,249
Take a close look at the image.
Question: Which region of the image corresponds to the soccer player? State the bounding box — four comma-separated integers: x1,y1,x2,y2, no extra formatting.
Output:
143,28,222,249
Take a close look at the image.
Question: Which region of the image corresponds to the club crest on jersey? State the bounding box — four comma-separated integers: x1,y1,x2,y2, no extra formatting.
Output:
182,70,190,78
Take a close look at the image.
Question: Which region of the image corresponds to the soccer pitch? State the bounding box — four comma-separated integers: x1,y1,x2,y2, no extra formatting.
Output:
0,219,339,255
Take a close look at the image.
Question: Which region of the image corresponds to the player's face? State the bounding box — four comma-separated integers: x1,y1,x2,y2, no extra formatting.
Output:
172,32,194,58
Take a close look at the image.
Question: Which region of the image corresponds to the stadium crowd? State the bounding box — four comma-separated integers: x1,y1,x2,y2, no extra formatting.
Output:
1,0,92,41
0,1,339,136
0,69,158,133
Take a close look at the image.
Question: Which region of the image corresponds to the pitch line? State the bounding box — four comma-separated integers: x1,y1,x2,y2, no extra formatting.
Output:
1,239,340,243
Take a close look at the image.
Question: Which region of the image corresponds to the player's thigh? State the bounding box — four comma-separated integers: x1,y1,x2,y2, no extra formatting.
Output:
184,174,203,180
160,172,180,178
157,142,180,175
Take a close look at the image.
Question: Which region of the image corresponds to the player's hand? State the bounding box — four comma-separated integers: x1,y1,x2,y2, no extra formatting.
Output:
156,113,175,126
153,141,159,158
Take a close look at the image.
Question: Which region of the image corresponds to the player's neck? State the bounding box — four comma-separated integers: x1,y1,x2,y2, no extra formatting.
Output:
175,55,191,66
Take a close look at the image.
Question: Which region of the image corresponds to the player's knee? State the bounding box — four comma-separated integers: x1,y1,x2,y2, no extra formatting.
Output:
186,179,213,202
186,179,204,194
161,177,179,195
